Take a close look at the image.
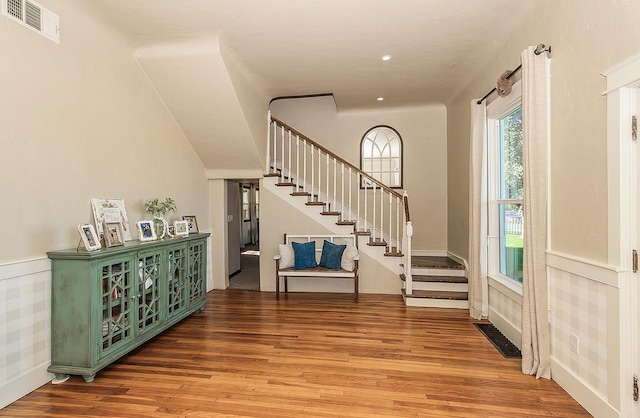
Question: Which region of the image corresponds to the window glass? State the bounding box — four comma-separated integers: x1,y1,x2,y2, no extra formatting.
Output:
487,83,523,286
360,126,403,188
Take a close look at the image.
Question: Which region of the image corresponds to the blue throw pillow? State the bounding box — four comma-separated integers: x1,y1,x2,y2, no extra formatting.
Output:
292,241,318,270
319,240,347,270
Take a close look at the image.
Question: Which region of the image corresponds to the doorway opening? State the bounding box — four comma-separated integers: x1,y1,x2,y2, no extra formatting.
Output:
228,180,260,290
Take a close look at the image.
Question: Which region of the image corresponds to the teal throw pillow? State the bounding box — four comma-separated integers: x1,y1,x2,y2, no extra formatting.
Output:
319,240,347,270
292,241,318,270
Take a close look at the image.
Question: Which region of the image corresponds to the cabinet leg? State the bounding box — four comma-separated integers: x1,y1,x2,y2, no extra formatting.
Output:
83,374,96,383
51,373,70,384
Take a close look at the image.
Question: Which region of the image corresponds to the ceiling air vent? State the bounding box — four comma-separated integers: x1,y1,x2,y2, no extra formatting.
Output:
2,0,59,44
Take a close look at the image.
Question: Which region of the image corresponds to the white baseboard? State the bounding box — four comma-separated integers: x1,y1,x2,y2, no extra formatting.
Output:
0,362,53,409
551,358,620,418
411,250,448,257
447,251,467,268
488,306,522,350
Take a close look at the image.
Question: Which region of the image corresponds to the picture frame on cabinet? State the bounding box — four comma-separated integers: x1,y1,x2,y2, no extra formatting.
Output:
78,224,101,251
174,220,189,237
90,198,132,241
137,220,157,242
182,215,199,233
104,222,124,247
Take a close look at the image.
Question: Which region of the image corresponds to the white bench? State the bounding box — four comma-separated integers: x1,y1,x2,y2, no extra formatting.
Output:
274,234,359,300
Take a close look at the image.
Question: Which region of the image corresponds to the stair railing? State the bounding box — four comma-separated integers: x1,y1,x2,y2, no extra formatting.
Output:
266,113,413,290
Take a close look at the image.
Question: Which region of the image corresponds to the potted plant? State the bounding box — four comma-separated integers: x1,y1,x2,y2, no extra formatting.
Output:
144,198,176,238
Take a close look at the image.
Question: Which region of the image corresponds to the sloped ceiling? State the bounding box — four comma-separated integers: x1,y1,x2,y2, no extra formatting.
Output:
136,38,263,170
76,0,539,170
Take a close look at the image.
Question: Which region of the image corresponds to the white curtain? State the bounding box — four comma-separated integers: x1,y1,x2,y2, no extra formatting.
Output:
468,100,488,320
520,45,551,379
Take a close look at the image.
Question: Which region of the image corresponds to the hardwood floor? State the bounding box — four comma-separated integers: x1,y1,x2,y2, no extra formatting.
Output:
2,290,590,417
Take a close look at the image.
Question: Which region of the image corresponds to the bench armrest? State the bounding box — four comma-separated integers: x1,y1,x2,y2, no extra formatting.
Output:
274,255,281,260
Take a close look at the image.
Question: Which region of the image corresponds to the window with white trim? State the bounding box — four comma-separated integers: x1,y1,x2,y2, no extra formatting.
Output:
487,81,524,285
360,126,403,188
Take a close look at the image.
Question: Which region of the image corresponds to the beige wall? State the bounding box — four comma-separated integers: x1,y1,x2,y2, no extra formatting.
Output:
259,180,400,294
0,1,209,262
447,0,640,263
270,96,448,252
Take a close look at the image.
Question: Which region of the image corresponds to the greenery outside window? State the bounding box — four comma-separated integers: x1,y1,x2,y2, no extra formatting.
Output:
487,81,523,285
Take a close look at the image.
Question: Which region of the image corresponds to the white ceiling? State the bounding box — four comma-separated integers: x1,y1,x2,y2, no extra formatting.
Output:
79,0,537,110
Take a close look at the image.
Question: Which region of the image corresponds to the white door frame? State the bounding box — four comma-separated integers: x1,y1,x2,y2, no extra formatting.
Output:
603,51,640,417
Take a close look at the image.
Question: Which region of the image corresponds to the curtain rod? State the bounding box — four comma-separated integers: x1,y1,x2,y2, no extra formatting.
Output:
476,44,551,105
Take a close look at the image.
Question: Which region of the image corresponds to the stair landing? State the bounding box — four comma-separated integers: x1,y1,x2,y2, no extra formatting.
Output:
402,256,468,309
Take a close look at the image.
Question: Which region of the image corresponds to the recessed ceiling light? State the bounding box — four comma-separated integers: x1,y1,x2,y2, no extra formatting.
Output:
377,97,384,101
382,55,392,61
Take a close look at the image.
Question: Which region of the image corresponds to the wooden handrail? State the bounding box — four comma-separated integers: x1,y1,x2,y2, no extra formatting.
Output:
403,195,410,223
271,116,403,200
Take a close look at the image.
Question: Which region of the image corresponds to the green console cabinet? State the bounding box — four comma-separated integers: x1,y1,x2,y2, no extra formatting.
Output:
46,233,210,383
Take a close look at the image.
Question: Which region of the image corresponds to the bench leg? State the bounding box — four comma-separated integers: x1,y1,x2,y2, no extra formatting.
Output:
284,277,288,293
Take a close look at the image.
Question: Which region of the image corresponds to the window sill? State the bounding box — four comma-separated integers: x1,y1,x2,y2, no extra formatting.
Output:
487,274,523,304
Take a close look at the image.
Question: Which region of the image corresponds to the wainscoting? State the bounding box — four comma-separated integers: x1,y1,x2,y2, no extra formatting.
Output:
486,251,622,417
547,251,621,418
0,257,54,409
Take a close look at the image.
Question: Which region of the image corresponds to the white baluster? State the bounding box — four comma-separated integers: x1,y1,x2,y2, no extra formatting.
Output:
341,163,345,220
295,134,300,192
318,147,322,203
389,192,392,251
280,126,285,183
288,130,292,184
266,113,271,173
396,195,400,254
372,185,376,242
303,139,307,194
348,167,352,223
357,173,361,231
310,144,314,200
325,153,329,211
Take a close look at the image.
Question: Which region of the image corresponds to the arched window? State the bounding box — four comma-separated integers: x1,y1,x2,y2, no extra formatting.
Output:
360,126,403,188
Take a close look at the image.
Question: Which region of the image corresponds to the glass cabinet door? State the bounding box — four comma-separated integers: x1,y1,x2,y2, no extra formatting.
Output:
136,250,163,334
167,244,188,319
188,240,206,306
99,257,134,356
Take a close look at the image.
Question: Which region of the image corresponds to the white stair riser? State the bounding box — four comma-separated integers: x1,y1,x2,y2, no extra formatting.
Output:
411,282,468,292
410,267,465,277
402,295,469,309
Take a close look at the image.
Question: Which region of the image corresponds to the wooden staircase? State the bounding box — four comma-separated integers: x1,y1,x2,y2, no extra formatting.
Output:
401,256,468,308
267,115,469,309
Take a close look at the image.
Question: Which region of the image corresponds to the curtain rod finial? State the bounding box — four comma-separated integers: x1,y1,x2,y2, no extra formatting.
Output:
534,44,551,57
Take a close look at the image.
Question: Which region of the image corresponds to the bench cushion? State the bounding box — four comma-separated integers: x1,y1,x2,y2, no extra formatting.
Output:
319,240,346,270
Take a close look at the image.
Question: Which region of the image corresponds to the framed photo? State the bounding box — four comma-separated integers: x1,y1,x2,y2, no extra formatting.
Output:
182,215,199,233
104,222,124,247
91,198,132,241
174,220,189,237
78,224,101,251
137,220,157,242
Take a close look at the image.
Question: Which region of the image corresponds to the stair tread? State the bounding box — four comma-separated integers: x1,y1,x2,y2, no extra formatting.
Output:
336,221,356,226
305,201,325,206
291,191,311,196
411,256,465,270
367,239,387,247
400,273,467,283
276,182,296,187
321,211,340,216
403,289,468,300
264,173,280,177
384,251,403,257
355,230,371,236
